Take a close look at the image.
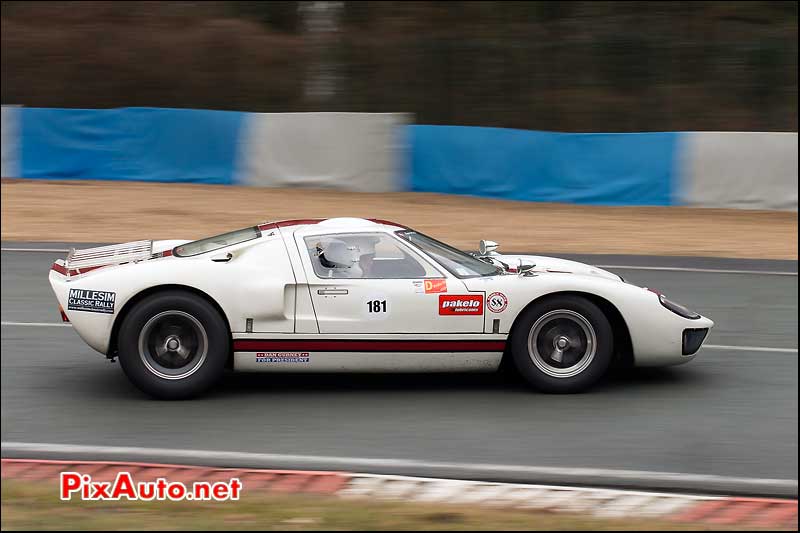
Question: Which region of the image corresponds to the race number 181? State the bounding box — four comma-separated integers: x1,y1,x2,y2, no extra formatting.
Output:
367,300,387,313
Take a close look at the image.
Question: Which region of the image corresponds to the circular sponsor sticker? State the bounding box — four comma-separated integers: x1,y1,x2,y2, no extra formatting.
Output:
487,292,508,313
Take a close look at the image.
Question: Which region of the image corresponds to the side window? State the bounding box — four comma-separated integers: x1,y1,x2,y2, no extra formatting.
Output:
305,233,439,279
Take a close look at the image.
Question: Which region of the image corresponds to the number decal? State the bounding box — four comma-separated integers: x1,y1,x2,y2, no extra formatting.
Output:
367,300,387,313
362,293,390,320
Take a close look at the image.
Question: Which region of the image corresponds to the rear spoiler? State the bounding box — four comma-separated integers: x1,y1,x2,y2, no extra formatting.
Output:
54,240,154,278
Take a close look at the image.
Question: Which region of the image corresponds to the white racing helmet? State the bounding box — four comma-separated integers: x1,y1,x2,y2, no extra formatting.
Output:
319,239,361,275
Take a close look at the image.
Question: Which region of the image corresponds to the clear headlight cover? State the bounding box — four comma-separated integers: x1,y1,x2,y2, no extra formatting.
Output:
659,294,701,320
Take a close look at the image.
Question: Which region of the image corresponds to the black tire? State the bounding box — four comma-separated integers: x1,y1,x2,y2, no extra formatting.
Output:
510,294,613,393
117,290,229,400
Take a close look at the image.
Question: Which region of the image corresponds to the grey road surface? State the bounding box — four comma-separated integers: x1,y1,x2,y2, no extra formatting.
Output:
1,245,797,496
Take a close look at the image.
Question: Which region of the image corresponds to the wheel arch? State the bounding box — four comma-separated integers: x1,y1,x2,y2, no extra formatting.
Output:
504,291,634,368
108,284,233,365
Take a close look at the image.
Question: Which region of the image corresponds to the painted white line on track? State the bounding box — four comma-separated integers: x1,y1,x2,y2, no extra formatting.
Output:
1,322,72,328
596,264,797,276
2,441,796,496
703,344,797,354
1,248,71,253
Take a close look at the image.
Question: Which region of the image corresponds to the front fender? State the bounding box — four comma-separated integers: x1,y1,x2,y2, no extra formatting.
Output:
465,273,713,366
494,254,622,281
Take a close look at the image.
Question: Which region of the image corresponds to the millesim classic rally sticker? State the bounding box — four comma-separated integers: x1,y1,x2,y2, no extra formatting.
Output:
486,292,508,313
67,289,116,314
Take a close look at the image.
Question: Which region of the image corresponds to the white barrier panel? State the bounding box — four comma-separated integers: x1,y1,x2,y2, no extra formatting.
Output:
1,106,20,178
679,132,798,211
236,112,409,193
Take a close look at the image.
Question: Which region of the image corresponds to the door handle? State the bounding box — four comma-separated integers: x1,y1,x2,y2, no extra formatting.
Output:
211,252,233,263
317,289,348,295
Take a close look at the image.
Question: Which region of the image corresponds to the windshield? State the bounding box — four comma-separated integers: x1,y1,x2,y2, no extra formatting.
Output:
173,226,261,257
397,230,503,278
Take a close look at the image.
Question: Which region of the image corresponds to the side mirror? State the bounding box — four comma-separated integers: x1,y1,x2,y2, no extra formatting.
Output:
517,258,535,276
479,240,499,256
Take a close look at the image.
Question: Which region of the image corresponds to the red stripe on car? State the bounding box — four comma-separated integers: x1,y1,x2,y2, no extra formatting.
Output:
233,339,506,353
258,218,405,231
51,262,107,277
367,218,407,228
258,219,325,231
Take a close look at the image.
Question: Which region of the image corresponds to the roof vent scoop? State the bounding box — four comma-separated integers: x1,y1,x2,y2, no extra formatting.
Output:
317,217,379,228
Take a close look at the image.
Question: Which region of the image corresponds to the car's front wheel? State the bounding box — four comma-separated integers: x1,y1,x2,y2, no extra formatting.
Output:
117,290,229,400
510,294,613,393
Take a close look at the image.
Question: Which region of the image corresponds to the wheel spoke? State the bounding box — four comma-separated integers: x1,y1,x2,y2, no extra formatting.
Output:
175,344,192,360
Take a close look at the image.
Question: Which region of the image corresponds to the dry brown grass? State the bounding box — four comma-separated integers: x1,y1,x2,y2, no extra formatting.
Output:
2,179,797,259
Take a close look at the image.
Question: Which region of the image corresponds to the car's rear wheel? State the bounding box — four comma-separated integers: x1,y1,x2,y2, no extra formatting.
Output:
117,290,229,400
510,295,613,393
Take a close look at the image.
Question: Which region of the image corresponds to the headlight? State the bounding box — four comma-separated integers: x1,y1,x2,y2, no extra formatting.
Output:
647,288,701,319
658,294,701,320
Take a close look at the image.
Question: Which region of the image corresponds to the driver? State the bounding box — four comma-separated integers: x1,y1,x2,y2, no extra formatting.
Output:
317,239,362,278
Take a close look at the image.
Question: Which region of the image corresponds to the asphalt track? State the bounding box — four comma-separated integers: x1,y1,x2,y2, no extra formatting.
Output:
1,243,797,497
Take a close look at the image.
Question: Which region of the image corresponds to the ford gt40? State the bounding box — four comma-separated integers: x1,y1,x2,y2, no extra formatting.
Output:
49,217,713,399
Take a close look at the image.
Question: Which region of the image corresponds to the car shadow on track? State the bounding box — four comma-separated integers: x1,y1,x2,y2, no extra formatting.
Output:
203,365,709,398
69,361,712,400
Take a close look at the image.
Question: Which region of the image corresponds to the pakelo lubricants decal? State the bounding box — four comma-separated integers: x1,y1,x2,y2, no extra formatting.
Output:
439,295,483,315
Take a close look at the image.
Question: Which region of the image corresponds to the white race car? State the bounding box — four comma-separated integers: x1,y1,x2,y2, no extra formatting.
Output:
49,217,713,399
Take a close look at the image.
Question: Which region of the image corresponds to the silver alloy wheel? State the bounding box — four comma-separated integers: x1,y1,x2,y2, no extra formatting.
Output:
138,310,208,380
527,309,597,378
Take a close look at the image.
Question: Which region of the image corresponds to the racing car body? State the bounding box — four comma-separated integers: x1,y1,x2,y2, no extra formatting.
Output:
49,217,713,399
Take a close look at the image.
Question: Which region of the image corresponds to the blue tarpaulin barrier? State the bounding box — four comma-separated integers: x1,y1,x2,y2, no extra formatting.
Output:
5,106,729,208
20,107,245,184
409,125,680,206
